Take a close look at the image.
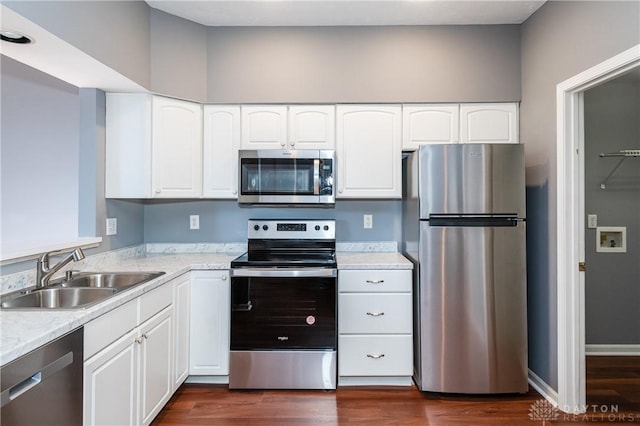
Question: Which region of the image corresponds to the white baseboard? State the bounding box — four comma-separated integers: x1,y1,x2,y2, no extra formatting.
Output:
585,344,640,356
528,369,559,407
186,375,229,384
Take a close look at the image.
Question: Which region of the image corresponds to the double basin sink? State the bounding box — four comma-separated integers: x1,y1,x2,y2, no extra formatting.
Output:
0,271,165,310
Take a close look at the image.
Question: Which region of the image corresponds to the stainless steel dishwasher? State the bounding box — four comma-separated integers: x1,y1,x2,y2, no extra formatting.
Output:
1,327,83,425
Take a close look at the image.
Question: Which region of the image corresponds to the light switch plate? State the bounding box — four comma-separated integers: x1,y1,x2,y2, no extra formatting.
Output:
106,218,117,236
363,214,373,229
587,214,597,229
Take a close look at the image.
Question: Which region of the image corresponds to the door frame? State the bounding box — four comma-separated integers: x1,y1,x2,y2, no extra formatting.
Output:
555,43,640,414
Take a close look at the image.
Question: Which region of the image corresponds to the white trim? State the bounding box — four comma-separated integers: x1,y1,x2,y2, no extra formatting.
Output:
585,345,640,356
556,43,640,414
185,375,229,384
528,369,559,407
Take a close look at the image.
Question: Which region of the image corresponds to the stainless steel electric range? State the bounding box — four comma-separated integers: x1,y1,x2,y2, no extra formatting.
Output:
229,219,337,390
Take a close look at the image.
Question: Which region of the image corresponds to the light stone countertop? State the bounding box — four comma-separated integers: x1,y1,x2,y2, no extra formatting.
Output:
337,251,413,270
0,253,236,366
1,246,412,366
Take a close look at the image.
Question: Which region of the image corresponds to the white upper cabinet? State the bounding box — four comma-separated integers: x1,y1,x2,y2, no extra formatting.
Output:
336,105,402,199
460,103,518,144
288,105,335,149
402,104,459,149
152,97,203,197
105,94,202,198
241,105,335,150
203,106,240,198
241,106,288,149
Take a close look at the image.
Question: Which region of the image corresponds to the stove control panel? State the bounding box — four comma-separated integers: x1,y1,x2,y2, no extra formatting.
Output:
247,219,335,240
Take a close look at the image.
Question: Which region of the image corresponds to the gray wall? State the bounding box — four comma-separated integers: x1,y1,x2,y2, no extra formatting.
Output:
150,9,208,102
4,1,151,89
0,61,144,276
1,55,79,256
584,73,640,345
144,200,401,243
207,25,521,103
520,0,640,390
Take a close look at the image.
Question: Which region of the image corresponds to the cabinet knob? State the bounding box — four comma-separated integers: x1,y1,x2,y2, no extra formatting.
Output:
155,189,161,194
366,354,385,359
366,312,385,317
366,279,384,284
222,275,227,280
232,190,237,195
339,189,343,194
280,142,286,147
290,141,295,146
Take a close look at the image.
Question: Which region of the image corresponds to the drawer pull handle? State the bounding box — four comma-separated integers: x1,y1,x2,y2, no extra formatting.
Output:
366,312,385,317
367,354,385,359
366,280,384,284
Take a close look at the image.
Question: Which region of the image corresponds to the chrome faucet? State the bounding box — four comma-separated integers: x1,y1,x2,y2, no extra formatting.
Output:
35,248,86,288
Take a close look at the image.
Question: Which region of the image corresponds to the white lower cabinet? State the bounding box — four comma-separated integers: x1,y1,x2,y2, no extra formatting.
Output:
172,273,191,390
338,269,413,386
83,282,175,426
189,270,230,380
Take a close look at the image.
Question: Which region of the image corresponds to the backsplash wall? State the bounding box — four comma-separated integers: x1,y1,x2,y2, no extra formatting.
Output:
144,200,401,243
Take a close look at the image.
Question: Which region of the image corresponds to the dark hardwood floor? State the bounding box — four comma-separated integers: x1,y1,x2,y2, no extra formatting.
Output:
153,357,640,425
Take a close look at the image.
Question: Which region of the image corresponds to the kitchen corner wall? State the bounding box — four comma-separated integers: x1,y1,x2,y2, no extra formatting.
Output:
584,75,640,345
520,0,640,390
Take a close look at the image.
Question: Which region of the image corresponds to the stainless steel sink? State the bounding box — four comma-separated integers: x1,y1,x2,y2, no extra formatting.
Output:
51,271,165,290
1,288,118,309
0,271,165,310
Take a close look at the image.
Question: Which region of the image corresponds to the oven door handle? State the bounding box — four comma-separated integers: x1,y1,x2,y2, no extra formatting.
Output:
230,268,337,278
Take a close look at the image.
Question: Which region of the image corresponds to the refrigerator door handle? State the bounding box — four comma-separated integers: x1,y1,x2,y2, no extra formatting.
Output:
428,214,521,227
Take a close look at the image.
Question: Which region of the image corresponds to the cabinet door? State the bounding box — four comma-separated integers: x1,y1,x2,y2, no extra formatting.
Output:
402,104,459,149
336,105,402,198
288,105,335,149
105,93,153,198
460,103,518,144
139,307,173,426
172,274,191,391
84,329,138,426
152,97,203,197
189,271,230,376
203,106,240,198
241,106,288,149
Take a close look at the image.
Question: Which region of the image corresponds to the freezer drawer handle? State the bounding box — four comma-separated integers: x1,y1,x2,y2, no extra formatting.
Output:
366,312,385,317
366,354,385,360
365,279,384,284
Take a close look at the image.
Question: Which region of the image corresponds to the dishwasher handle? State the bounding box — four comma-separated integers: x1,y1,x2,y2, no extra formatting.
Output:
0,351,73,407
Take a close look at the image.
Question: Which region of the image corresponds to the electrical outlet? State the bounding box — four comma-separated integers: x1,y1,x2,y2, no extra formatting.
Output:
587,214,597,229
189,215,200,230
363,214,373,229
106,218,117,236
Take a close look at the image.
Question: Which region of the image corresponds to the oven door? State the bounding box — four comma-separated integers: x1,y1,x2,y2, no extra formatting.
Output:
230,268,337,350
238,150,335,205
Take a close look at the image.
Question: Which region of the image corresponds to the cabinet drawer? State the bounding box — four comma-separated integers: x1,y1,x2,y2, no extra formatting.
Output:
139,283,172,324
338,335,412,376
84,299,137,360
339,294,412,334
339,270,411,293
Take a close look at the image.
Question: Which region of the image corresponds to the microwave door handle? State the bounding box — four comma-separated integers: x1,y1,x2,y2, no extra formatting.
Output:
313,159,320,195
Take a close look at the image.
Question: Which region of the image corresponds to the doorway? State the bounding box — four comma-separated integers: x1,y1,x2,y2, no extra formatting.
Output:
582,68,640,413
556,44,640,414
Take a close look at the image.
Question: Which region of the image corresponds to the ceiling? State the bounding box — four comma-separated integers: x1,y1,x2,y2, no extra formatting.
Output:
145,0,547,27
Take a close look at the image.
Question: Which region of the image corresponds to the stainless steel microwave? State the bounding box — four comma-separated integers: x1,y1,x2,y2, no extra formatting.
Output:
238,150,335,206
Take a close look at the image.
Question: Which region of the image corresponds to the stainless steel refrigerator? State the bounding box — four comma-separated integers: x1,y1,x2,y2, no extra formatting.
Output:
402,143,528,394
